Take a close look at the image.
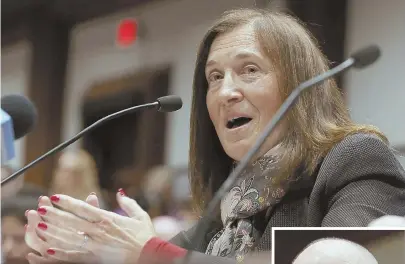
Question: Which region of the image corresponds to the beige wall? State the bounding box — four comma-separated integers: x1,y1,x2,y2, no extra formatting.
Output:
345,0,405,166
62,0,284,167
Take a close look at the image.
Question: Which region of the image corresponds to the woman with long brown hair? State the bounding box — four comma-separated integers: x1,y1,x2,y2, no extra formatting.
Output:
25,8,405,264
49,149,108,209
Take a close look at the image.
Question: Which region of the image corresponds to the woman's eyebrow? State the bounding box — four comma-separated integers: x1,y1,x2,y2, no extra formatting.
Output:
206,52,262,69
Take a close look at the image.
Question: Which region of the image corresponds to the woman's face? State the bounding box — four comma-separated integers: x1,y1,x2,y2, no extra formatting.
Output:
54,153,82,186
205,23,283,161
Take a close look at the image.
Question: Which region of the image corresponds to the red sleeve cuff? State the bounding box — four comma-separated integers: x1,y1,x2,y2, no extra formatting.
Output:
139,237,187,263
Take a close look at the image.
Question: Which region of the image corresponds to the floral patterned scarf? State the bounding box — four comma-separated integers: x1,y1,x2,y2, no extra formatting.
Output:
205,152,290,261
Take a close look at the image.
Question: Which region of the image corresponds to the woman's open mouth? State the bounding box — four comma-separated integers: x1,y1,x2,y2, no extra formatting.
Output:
226,117,253,130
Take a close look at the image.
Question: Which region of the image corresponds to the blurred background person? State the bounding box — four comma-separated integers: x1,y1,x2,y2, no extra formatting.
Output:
1,165,25,199
143,165,175,218
151,215,183,240
49,149,109,209
143,165,197,239
2,185,47,264
171,174,198,231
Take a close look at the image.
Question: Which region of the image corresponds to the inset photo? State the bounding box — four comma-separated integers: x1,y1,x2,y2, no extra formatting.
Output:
273,228,405,264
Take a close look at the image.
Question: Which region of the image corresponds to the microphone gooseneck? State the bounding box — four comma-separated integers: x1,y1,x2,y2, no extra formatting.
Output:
1,96,182,185
181,45,381,264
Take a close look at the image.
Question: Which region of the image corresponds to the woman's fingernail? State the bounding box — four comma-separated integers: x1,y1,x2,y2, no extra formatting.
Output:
47,249,55,255
90,192,96,195
37,207,47,215
118,188,126,196
38,222,48,230
50,195,60,203
38,196,43,202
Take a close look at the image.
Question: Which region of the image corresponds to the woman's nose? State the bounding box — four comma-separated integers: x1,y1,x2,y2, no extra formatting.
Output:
218,76,243,106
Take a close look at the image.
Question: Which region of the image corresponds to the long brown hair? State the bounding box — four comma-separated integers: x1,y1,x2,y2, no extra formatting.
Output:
50,149,102,202
189,8,386,212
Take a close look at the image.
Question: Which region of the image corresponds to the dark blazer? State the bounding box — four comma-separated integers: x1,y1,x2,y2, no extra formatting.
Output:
170,133,405,263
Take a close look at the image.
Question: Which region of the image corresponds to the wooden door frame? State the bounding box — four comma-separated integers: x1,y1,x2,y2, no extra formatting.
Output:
81,65,171,190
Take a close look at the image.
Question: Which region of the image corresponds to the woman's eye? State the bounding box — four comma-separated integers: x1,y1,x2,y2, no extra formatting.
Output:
208,73,223,82
243,65,259,74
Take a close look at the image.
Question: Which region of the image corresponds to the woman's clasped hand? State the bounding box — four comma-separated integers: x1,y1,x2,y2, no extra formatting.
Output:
25,190,156,264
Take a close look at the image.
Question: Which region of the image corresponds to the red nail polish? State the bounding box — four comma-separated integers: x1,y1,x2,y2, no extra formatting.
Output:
47,249,55,255
118,188,126,196
38,196,43,202
38,222,47,230
37,207,47,215
50,195,60,202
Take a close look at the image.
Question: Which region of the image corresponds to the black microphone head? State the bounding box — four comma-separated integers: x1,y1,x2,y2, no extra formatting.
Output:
1,95,37,139
156,95,183,112
350,45,381,69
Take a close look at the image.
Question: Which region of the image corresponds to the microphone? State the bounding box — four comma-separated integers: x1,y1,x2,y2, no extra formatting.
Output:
351,45,381,69
1,95,182,185
181,45,381,263
1,95,37,165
